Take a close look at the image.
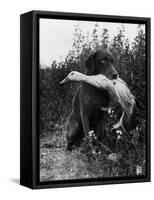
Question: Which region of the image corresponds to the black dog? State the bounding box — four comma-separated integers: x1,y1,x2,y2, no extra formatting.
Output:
63,49,118,149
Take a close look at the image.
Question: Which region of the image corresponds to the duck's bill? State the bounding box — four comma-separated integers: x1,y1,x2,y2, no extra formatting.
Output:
59,77,69,84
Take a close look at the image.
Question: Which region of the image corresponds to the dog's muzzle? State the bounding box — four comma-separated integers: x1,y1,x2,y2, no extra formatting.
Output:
112,73,119,79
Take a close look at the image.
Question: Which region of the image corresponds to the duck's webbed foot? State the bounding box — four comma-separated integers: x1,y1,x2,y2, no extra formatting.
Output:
111,121,122,130
111,112,125,130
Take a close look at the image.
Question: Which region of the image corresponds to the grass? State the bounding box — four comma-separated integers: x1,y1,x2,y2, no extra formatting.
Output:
40,120,146,182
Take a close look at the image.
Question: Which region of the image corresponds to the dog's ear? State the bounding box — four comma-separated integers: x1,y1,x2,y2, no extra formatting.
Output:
85,53,96,75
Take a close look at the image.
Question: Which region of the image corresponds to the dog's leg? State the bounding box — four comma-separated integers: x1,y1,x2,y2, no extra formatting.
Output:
96,112,105,142
80,108,90,137
65,113,83,150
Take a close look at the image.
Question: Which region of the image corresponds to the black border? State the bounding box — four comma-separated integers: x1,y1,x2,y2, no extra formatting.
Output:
23,10,151,189
20,12,33,188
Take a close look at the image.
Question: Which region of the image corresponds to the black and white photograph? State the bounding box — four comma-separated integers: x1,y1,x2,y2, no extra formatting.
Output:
39,16,149,183
0,0,154,197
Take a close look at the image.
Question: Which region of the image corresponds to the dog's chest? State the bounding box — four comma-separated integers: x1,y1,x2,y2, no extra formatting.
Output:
80,83,110,108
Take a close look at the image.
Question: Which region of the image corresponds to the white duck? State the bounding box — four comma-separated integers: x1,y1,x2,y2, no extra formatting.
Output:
60,71,135,129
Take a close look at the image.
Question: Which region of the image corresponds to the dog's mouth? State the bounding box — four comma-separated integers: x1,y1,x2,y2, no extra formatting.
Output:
112,74,119,80
112,75,119,85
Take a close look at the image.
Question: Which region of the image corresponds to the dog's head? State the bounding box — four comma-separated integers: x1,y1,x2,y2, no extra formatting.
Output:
86,49,118,80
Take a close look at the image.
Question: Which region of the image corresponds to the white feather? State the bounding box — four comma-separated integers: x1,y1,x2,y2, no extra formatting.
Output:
60,71,135,120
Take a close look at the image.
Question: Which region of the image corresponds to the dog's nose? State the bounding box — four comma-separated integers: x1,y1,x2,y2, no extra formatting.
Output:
112,73,118,79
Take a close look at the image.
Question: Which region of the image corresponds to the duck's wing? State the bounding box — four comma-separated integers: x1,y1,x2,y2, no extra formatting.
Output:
117,78,128,87
86,75,114,90
114,81,135,117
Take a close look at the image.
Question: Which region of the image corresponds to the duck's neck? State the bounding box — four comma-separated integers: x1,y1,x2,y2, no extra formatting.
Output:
76,74,96,85
75,74,102,88
74,73,89,83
